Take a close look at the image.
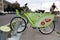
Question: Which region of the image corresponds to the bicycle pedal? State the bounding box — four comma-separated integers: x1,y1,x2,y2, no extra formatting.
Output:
32,27,36,29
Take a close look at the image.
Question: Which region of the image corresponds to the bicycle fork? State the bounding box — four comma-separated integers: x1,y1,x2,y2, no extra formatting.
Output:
11,21,20,36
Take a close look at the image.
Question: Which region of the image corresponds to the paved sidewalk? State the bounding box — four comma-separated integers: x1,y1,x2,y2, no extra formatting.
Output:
7,33,22,40
0,14,60,40
20,24,60,40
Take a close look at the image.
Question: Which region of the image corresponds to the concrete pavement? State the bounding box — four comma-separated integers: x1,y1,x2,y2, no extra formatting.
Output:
20,15,60,40
0,14,16,26
0,14,60,40
20,24,60,40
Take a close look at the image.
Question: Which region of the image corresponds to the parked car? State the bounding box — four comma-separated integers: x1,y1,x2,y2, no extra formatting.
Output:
0,12,6,15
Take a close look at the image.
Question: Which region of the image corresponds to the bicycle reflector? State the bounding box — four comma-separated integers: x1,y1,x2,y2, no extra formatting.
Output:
45,18,51,22
41,18,51,26
41,21,45,26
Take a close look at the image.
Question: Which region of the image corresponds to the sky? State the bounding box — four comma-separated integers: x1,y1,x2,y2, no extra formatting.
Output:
6,0,60,12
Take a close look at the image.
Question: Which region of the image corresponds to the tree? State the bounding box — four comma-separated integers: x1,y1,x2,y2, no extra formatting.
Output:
4,1,21,12
12,1,20,12
4,4,13,12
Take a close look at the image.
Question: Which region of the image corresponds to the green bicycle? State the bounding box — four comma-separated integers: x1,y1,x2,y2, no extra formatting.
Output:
10,9,55,35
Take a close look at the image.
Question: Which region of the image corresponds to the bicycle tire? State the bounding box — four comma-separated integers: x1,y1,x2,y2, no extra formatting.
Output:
39,22,55,35
23,16,28,24
10,17,27,33
19,10,28,24
20,13,28,24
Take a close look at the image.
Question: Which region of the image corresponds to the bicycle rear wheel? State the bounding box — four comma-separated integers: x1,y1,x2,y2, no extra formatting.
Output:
10,17,27,33
39,22,55,35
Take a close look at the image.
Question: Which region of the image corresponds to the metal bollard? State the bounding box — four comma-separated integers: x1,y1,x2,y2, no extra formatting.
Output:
0,30,9,40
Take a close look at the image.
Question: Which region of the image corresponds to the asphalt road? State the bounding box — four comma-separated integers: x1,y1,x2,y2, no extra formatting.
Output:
0,14,60,40
20,15,60,40
20,24,60,40
0,14,16,26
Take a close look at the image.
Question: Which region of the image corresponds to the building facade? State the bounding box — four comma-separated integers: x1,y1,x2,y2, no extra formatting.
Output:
0,0,3,11
0,0,11,12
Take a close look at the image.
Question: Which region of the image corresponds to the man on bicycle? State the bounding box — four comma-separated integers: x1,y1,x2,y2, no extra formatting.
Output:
50,3,58,14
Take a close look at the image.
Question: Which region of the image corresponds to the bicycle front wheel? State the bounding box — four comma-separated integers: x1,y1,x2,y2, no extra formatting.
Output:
10,17,27,33
22,16,28,24
39,22,55,35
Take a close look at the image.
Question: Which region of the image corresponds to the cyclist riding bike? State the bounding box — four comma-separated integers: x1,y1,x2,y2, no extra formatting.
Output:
50,3,58,14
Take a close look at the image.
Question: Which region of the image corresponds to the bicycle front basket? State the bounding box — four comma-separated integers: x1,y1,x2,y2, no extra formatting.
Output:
24,12,55,28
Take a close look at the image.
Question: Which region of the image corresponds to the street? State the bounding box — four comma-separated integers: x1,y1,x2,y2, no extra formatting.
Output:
0,14,60,40
0,14,16,26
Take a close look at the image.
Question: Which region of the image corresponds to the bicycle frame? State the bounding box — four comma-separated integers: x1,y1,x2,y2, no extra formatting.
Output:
16,9,55,28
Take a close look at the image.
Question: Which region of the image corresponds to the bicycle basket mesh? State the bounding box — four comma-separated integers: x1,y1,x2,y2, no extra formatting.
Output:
25,12,55,28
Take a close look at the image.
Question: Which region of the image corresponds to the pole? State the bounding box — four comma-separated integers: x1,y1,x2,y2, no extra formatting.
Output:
2,0,4,12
